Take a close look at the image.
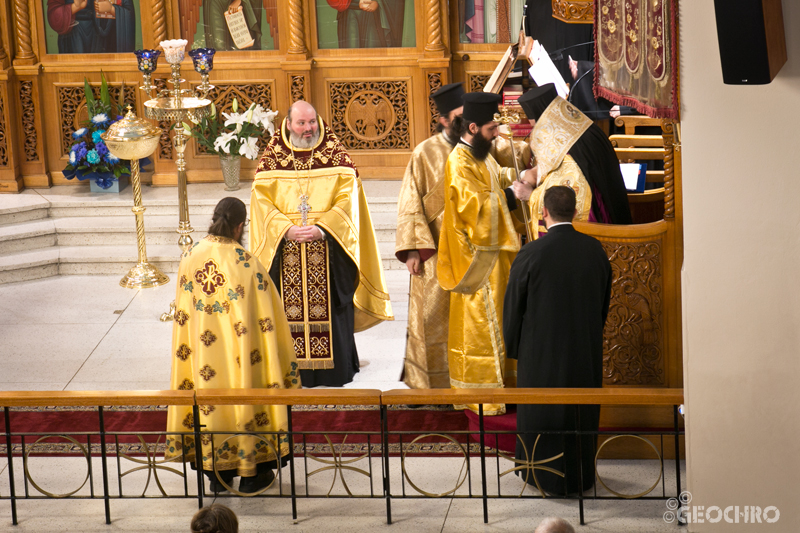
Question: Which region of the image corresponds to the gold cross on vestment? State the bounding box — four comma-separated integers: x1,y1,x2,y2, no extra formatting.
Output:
298,194,311,226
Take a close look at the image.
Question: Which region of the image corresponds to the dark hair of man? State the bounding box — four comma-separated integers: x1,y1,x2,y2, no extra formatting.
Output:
451,113,468,138
190,503,239,533
208,197,247,239
543,186,577,222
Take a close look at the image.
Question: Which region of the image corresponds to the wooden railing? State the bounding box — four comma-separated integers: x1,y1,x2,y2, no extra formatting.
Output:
0,388,684,527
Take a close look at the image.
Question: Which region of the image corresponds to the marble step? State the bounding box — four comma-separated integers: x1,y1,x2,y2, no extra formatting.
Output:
0,247,60,284
0,219,57,254
0,193,50,226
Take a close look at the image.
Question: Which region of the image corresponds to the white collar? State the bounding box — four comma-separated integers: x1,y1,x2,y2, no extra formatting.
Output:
546,221,573,229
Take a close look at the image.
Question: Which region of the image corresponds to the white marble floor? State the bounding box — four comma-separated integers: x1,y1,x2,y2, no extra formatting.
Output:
0,272,684,532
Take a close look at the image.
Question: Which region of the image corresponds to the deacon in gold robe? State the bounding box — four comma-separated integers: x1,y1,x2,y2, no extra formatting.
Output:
396,82,532,389
516,83,631,239
165,197,299,495
250,100,393,387
437,92,533,415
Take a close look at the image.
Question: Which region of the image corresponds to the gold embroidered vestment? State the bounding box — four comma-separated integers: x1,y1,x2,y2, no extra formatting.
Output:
437,144,523,415
165,236,299,476
250,118,393,370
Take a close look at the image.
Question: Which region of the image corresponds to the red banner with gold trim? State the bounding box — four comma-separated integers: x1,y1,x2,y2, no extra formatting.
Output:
594,0,678,119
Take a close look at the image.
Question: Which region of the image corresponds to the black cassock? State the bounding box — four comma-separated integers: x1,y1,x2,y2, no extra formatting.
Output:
503,224,611,494
269,234,360,387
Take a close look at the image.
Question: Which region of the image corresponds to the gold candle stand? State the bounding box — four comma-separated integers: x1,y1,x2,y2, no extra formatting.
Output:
138,40,213,319
102,108,169,289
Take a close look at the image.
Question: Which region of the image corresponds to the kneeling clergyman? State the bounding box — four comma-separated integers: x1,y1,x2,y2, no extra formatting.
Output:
436,92,534,415
166,197,299,495
515,83,632,239
250,101,392,387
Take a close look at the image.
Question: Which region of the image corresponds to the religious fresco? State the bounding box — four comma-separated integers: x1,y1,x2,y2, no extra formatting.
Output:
178,0,278,51
44,0,143,53
316,0,415,49
457,0,523,44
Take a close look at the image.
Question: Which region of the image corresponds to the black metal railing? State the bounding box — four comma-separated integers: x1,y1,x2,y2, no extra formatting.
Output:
0,388,684,527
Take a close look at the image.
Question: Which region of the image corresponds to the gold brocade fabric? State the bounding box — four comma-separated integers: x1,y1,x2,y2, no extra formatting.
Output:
165,236,299,476
527,155,593,239
250,118,393,339
395,133,455,388
437,145,521,415
531,97,592,180
280,240,334,369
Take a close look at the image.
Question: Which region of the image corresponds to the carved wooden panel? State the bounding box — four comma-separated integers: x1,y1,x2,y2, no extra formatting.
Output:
57,84,137,156
0,90,7,166
20,81,38,162
427,72,443,136
153,78,173,160
329,80,410,150
194,82,275,156
290,75,306,103
468,74,491,92
602,240,665,385
552,0,594,23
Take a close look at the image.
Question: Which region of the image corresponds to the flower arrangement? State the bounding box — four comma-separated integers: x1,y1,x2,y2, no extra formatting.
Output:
184,98,277,160
63,73,131,189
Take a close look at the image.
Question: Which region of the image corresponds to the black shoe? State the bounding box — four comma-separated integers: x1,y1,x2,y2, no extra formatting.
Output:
239,469,275,493
208,476,231,494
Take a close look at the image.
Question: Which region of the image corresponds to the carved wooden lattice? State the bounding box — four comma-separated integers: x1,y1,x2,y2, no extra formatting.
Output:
427,72,443,136
57,84,137,156
0,90,7,166
20,81,38,162
153,78,173,160
602,240,665,385
290,75,305,103
194,82,275,156
468,74,491,93
329,81,410,150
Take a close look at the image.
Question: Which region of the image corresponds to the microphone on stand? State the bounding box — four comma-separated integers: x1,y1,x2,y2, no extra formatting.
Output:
548,41,594,61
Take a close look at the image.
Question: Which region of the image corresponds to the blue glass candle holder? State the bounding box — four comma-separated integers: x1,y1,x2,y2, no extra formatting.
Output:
134,49,161,74
188,48,216,75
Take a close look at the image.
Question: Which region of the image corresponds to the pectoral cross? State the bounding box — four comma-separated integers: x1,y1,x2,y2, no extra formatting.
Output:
298,194,311,226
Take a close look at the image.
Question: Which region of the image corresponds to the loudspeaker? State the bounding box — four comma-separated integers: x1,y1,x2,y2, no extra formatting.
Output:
713,0,787,85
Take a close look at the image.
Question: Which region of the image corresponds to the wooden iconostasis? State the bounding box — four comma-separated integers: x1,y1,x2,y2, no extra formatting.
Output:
0,1,683,441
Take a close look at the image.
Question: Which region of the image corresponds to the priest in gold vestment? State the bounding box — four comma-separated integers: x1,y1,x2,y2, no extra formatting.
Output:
166,197,299,495
397,83,533,389
437,92,532,415
516,83,632,239
250,101,393,387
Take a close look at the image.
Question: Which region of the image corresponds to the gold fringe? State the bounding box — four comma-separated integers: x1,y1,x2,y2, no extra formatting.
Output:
290,324,305,333
308,323,330,333
296,359,335,370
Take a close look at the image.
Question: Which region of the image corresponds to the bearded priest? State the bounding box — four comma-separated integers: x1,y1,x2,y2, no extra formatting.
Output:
250,101,393,387
437,92,533,415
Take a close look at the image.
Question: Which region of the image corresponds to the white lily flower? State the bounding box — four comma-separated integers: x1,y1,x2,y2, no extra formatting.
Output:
239,137,259,160
251,107,278,135
223,111,248,128
214,131,237,154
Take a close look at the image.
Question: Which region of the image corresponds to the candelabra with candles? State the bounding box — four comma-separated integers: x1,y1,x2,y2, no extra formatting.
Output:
134,42,216,319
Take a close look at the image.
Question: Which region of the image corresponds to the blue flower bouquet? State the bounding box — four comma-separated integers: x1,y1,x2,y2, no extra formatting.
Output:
63,73,132,190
